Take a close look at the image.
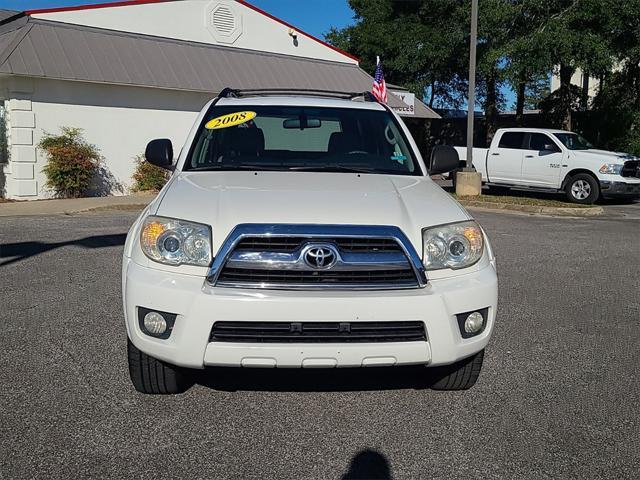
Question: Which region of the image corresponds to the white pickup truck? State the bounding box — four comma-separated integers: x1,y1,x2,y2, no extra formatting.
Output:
122,89,498,394
454,128,640,204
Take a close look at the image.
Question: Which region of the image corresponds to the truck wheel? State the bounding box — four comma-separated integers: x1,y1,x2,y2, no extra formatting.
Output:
127,339,192,394
429,350,484,390
565,173,600,204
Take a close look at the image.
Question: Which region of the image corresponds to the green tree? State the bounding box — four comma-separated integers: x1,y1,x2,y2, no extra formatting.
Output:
524,0,615,128
476,0,518,139
325,0,469,108
589,0,640,154
327,0,623,140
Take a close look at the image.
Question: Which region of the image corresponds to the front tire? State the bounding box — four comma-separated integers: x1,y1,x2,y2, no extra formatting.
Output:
127,339,192,394
565,173,600,204
429,350,485,390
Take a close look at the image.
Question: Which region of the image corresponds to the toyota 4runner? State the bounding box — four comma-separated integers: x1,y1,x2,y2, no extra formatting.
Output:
122,89,498,394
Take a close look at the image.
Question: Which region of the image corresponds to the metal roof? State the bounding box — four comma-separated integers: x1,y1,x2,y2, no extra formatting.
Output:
0,16,440,119
0,9,21,23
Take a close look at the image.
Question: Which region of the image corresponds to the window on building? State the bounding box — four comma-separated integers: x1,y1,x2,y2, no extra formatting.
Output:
498,132,526,149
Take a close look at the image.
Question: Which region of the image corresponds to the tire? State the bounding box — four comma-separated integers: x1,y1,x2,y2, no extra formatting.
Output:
565,173,600,204
127,339,192,394
429,349,485,391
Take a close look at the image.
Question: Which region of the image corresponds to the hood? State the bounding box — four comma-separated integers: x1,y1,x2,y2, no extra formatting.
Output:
574,149,638,162
155,171,470,252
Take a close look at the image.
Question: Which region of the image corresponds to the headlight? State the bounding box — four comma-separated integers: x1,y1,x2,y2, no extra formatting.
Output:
422,221,484,270
140,216,212,266
599,163,624,175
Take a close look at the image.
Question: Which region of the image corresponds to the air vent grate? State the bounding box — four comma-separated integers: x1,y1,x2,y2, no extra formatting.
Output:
212,5,236,35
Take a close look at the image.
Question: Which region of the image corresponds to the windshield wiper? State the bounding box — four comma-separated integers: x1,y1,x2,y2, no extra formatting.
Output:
188,165,387,174
188,165,286,172
290,165,377,174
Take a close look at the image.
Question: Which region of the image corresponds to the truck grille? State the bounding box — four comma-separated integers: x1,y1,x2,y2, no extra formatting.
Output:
621,160,640,178
207,224,427,290
235,237,402,253
210,321,426,343
217,267,417,285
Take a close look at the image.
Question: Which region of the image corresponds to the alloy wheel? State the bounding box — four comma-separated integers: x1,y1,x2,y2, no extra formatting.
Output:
571,179,591,200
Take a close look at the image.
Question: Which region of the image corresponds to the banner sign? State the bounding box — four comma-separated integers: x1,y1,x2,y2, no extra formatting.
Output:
390,91,415,116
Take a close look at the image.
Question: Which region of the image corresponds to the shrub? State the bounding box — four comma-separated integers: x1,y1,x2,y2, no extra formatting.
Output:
39,127,101,198
131,154,169,192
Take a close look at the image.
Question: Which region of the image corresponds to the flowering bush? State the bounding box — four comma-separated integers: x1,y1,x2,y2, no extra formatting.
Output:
39,127,101,198
131,154,169,192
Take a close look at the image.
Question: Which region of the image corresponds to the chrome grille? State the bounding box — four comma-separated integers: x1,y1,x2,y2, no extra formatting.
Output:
207,224,427,290
234,237,403,253
217,267,418,285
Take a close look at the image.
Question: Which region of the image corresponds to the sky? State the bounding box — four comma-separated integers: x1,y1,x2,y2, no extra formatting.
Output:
0,0,515,108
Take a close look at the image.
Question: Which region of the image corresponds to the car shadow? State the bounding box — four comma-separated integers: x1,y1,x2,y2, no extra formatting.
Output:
193,364,438,393
0,233,126,267
342,449,393,480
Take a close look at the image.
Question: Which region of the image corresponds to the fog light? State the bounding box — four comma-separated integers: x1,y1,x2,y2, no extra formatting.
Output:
455,308,488,339
464,312,484,334
143,311,167,335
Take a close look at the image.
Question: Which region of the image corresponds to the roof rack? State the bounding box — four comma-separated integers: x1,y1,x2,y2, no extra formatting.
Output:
218,88,378,102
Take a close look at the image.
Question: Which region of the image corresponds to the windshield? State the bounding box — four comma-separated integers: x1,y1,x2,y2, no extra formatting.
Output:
552,133,594,150
184,105,421,175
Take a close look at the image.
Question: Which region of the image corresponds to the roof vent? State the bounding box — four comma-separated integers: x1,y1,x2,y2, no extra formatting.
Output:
206,2,243,44
212,5,235,34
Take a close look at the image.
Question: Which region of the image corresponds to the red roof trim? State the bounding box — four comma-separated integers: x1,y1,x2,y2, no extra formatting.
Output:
25,0,171,15
235,0,359,63
24,0,359,64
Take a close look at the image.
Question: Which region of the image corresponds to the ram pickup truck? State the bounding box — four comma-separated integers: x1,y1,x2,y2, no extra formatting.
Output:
454,128,640,204
122,89,498,394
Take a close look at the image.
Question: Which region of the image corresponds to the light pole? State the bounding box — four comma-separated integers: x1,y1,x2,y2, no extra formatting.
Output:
465,0,478,170
456,0,482,196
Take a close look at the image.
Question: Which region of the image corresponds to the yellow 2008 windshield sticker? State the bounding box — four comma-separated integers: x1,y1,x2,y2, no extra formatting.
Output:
205,111,257,130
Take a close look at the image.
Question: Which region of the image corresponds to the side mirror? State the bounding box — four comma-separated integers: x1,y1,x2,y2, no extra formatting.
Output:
145,139,174,170
429,145,460,175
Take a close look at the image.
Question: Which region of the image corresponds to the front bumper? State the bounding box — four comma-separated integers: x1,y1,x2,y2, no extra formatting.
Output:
600,180,640,198
123,258,498,369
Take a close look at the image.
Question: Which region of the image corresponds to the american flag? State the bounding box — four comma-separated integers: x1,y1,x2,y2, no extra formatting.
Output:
372,56,388,103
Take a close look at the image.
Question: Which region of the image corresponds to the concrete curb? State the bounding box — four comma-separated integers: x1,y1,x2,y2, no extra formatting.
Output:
0,194,156,217
458,200,604,217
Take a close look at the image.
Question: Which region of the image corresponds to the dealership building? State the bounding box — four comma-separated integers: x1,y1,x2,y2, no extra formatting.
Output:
0,0,438,200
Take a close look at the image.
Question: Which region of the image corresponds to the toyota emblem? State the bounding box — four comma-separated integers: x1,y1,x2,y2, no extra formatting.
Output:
303,245,338,269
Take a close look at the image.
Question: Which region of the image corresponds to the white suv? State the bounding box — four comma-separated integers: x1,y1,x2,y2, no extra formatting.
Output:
122,89,498,394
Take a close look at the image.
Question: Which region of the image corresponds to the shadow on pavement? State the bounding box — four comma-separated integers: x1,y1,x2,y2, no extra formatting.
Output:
195,365,436,393
342,449,393,480
0,233,126,267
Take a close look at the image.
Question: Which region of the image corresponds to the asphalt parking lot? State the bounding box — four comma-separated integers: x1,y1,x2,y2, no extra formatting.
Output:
1,206,638,479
